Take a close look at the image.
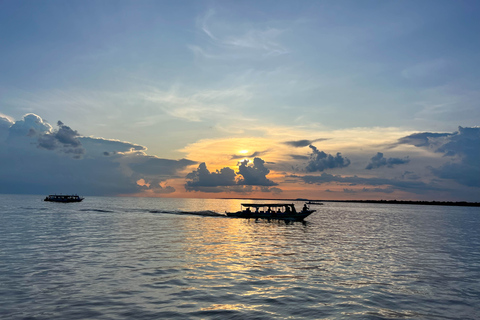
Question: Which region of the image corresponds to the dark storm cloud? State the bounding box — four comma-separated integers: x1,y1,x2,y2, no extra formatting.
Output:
397,126,480,187
37,121,85,158
283,138,329,148
305,145,350,172
185,158,281,193
365,152,410,170
0,113,196,196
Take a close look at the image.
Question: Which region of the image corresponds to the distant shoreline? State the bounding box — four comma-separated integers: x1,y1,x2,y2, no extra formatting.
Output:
221,198,480,207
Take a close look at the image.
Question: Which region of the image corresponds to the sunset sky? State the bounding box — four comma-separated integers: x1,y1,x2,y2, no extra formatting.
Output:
1,0,479,201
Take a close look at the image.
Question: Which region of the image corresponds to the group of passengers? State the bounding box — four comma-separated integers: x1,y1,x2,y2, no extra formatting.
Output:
245,204,309,214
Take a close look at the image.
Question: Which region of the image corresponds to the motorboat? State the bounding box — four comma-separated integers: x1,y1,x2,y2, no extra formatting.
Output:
226,203,315,221
44,194,84,202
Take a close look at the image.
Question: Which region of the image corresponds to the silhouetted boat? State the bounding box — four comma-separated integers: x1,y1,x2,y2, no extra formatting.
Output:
226,203,315,221
44,194,84,203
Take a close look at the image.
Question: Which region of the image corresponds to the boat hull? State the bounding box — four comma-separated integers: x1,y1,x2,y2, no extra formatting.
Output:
44,198,83,203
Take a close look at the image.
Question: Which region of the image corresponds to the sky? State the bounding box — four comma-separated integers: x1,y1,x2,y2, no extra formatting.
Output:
1,0,479,201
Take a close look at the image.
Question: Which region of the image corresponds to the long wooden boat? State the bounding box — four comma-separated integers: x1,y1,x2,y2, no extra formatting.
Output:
44,194,84,203
226,203,315,221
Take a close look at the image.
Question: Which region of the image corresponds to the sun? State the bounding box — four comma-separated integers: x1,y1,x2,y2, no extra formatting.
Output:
238,149,249,154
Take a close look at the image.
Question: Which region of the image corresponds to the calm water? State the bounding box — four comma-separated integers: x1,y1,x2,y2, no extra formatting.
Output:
1,195,479,320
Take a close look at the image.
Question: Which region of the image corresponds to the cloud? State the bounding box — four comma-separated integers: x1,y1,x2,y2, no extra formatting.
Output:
397,126,480,187
138,178,176,194
79,137,147,156
0,114,14,140
290,154,309,160
305,145,351,172
237,157,278,186
129,157,196,177
365,152,410,170
8,113,52,138
186,163,237,188
193,9,289,60
292,172,440,194
401,59,448,79
343,187,395,194
230,150,267,160
37,121,85,158
283,138,329,148
401,171,420,180
396,132,451,148
0,113,195,196
6,114,86,158
185,157,280,193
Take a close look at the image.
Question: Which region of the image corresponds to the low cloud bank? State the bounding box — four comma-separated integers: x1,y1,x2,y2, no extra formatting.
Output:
291,172,438,193
398,126,480,187
0,113,194,196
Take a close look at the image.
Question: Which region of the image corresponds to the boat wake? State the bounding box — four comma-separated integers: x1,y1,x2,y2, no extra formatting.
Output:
148,210,225,217
79,208,115,213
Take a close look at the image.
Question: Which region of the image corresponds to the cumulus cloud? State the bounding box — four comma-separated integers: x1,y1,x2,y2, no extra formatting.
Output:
397,126,480,187
37,121,85,158
185,157,280,193
237,157,278,186
365,152,410,170
8,113,52,138
186,163,237,189
283,138,329,148
0,113,195,196
305,145,351,172
0,115,14,140
6,114,86,158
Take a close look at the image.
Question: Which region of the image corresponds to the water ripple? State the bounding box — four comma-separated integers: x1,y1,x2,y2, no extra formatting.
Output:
1,196,479,319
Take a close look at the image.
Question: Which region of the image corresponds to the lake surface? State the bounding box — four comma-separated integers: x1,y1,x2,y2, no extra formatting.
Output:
1,195,479,319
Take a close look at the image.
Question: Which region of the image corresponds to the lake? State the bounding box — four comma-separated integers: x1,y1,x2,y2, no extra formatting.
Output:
0,195,479,319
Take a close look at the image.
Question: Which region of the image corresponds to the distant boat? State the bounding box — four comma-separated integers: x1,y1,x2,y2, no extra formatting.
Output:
306,201,323,205
226,203,315,221
44,194,84,203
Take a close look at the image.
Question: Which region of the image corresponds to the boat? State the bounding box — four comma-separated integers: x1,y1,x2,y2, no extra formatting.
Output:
44,194,84,203
306,201,323,205
226,203,315,221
